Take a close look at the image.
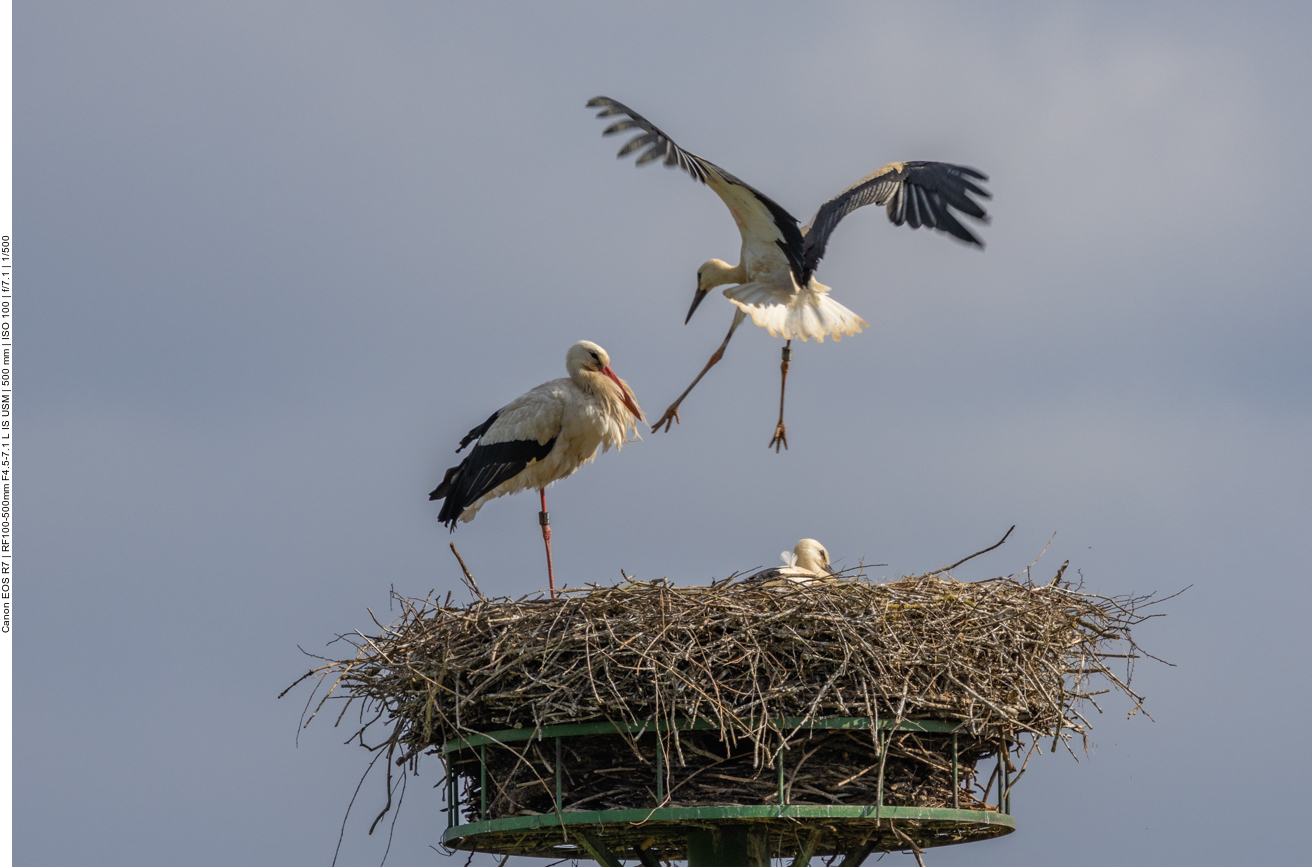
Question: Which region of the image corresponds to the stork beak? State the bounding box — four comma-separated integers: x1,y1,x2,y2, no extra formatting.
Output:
599,365,644,421
685,286,710,324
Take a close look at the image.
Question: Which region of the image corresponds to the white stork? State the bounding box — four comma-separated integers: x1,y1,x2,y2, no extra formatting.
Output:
429,340,643,597
740,539,837,587
587,97,990,451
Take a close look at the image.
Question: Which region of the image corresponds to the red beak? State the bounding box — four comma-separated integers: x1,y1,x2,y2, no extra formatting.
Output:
600,365,643,420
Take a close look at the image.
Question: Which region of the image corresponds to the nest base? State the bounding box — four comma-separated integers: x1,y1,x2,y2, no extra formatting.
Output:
443,806,1014,859
441,717,1015,860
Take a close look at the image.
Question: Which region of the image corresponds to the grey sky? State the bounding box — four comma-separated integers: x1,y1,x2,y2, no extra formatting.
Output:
19,1,1311,864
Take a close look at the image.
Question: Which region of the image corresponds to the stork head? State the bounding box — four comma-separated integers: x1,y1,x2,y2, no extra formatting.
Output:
567,340,644,421
792,539,833,575
687,259,741,324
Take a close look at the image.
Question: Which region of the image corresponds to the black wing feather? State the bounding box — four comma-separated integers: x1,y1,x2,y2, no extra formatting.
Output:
587,96,807,285
430,436,557,530
801,162,990,282
456,410,500,453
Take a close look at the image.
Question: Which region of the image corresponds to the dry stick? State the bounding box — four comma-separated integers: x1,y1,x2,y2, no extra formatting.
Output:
784,739,829,803
889,823,925,862
788,828,823,867
934,525,1015,574
449,543,483,600
874,680,909,819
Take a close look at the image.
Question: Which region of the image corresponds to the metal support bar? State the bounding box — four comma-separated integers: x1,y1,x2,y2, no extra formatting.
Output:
446,759,456,829
444,715,963,753
655,735,664,804
1001,736,1010,814
442,804,1017,855
688,827,770,867
994,748,1002,809
575,830,625,867
835,842,877,867
875,731,886,817
555,737,563,815
777,737,786,807
634,847,662,867
444,745,456,829
952,733,959,810
788,829,823,867
480,744,487,820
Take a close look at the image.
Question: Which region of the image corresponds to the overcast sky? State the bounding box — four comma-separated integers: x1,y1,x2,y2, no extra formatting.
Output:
19,1,1312,864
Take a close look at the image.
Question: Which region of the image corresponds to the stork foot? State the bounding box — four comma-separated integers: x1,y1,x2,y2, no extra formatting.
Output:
650,404,682,433
769,421,788,452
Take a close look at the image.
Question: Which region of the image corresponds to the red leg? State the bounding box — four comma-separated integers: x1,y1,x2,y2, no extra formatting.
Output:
539,488,556,598
769,340,791,452
651,309,747,433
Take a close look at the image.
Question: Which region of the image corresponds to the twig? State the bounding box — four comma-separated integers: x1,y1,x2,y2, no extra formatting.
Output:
450,543,483,600
935,526,1014,574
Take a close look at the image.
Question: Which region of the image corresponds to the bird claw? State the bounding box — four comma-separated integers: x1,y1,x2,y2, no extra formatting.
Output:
769,422,788,452
650,405,681,433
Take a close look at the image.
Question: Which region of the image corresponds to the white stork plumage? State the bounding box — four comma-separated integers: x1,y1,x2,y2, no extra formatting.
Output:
587,97,991,451
429,340,643,596
741,539,837,587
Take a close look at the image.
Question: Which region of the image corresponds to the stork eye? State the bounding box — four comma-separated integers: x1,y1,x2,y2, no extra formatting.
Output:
590,351,600,362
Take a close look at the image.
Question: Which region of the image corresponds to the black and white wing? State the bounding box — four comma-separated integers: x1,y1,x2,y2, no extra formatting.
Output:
429,391,563,530
737,566,787,587
587,96,806,284
801,162,990,281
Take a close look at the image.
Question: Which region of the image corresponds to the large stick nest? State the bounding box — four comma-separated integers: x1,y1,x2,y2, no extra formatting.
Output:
292,564,1166,836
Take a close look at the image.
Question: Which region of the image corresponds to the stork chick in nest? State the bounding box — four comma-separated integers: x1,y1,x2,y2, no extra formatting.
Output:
741,538,837,587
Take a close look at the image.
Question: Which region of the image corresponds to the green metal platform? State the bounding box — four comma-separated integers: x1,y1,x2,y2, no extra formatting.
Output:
440,717,1015,864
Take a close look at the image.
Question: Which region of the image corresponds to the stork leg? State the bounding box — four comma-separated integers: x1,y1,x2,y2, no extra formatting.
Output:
650,309,748,433
539,488,556,599
769,340,792,452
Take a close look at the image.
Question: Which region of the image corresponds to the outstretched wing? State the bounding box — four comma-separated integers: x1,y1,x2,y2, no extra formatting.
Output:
587,96,805,284
801,161,990,281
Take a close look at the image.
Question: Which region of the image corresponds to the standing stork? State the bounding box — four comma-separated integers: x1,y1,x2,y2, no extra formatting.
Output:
429,340,643,597
587,97,990,451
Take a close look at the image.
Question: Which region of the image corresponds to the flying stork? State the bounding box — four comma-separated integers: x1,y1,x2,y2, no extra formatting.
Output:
587,96,990,451
429,340,644,597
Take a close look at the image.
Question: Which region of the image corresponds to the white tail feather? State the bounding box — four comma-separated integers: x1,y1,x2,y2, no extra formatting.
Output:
724,283,867,343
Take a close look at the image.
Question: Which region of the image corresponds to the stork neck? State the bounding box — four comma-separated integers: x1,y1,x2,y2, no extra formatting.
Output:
576,368,623,403
703,260,746,290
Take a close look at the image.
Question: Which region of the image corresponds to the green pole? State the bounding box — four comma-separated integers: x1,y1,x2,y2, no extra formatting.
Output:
776,739,785,807
687,827,770,867
1001,736,1010,814
952,733,959,810
655,735,664,804
555,737,563,815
